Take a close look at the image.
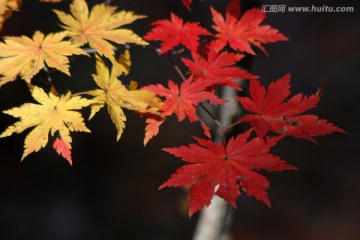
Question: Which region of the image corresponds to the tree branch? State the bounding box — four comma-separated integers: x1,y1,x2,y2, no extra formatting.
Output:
193,85,242,240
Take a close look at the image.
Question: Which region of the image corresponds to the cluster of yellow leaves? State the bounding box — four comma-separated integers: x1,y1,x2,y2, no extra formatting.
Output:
0,0,161,163
0,0,148,86
0,85,93,164
0,0,21,31
87,53,163,141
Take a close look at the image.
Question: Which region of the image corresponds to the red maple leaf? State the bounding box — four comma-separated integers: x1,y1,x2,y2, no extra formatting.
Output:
211,2,288,55
53,137,72,165
144,13,210,54
226,0,241,19
144,115,164,146
182,42,257,90
160,129,296,216
237,74,346,141
181,0,192,10
143,77,226,122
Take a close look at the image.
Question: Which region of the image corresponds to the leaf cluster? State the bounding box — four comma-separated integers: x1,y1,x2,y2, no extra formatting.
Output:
0,0,160,164
0,0,345,217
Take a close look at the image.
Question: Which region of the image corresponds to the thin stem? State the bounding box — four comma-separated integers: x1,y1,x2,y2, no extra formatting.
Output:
199,103,223,129
225,120,242,132
71,91,90,97
82,48,99,54
167,54,187,81
222,131,227,157
82,45,123,54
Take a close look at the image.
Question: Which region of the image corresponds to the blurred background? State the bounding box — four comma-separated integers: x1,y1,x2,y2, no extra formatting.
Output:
0,0,359,239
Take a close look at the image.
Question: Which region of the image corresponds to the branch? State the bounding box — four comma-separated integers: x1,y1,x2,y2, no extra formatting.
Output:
193,85,242,240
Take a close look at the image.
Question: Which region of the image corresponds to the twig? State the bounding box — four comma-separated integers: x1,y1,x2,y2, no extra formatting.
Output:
82,44,131,55
193,85,242,240
71,91,90,97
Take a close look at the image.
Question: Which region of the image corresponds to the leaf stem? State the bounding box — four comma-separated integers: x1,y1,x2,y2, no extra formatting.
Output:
225,120,242,132
165,53,187,81
71,91,90,97
199,103,223,129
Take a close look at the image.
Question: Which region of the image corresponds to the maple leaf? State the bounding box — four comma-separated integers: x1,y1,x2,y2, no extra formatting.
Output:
226,0,241,18
211,1,288,55
0,85,92,161
53,137,72,165
181,0,192,10
144,13,210,54
200,120,211,138
160,129,296,216
0,0,21,31
114,49,131,76
182,42,257,90
144,115,165,146
143,77,226,122
54,0,148,60
237,74,346,141
87,56,163,141
0,31,86,86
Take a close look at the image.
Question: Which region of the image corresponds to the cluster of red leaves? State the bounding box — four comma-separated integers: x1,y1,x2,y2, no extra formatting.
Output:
144,0,344,216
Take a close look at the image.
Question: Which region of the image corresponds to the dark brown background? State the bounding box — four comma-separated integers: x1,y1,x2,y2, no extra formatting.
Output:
0,0,359,239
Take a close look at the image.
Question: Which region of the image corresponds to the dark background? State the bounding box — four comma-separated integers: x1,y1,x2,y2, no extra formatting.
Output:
0,0,359,239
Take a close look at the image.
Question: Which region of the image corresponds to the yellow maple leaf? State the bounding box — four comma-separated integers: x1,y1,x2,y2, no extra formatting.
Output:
0,31,87,87
54,0,148,61
114,49,131,76
87,55,163,141
0,0,21,31
0,85,93,161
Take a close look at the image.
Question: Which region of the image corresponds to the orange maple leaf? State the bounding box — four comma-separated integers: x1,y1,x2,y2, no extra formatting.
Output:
53,137,72,165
